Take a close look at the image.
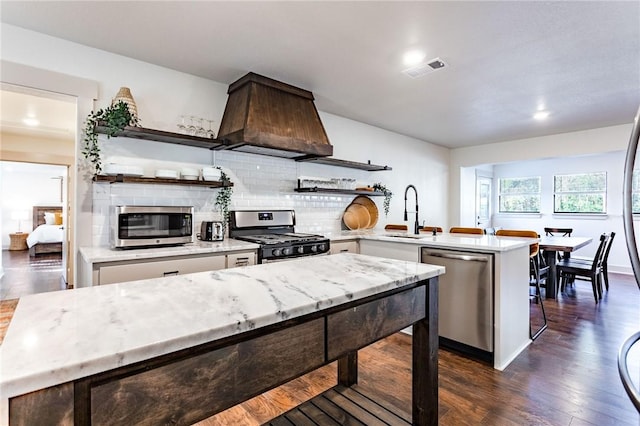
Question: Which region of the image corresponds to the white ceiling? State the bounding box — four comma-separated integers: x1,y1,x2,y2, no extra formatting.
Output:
0,86,76,140
1,1,639,149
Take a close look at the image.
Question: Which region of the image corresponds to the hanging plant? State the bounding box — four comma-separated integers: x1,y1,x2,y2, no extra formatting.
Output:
82,100,139,175
373,182,393,217
215,167,233,231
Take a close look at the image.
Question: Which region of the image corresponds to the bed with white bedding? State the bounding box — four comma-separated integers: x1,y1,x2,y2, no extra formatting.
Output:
29,206,63,257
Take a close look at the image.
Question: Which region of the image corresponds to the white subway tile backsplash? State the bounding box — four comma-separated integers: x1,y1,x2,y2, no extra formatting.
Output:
93,150,375,245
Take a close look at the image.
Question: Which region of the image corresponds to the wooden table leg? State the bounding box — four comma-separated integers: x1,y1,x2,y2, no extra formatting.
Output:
544,250,558,299
337,351,358,386
413,278,439,426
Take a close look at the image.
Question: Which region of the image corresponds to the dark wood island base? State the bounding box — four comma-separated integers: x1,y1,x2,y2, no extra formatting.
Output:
9,277,438,426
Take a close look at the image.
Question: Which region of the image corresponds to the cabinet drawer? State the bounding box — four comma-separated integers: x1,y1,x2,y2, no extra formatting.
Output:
90,319,325,425
326,286,426,360
226,251,256,268
99,255,226,285
330,240,358,255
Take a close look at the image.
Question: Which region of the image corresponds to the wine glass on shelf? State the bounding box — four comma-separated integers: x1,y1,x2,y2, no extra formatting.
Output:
206,120,216,139
186,116,196,136
195,117,206,137
177,115,187,133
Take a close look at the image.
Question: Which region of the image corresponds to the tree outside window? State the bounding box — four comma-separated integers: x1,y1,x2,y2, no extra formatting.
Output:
499,177,540,213
632,170,640,213
554,172,606,213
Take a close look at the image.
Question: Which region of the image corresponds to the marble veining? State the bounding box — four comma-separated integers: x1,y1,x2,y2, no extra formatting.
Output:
326,229,535,251
79,238,259,263
0,253,443,412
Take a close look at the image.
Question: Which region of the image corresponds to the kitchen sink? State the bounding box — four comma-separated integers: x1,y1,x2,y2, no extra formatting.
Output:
386,234,430,239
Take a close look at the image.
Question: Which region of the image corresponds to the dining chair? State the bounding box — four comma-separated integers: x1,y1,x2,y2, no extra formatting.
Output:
419,226,443,233
544,227,574,261
569,231,616,292
449,227,484,235
544,227,573,237
556,233,609,303
384,224,408,231
495,229,548,340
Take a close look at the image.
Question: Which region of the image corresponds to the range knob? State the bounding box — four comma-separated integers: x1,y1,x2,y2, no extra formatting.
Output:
317,243,326,252
310,245,318,253
297,246,305,254
282,247,293,256
272,248,282,257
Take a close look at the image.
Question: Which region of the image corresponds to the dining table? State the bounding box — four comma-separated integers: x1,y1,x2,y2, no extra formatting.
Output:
539,236,593,299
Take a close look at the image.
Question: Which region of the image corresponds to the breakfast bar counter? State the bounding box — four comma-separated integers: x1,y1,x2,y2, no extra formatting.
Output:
0,253,443,425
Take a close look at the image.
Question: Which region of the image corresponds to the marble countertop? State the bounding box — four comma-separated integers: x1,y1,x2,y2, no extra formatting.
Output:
79,239,260,263
327,229,535,252
0,253,443,410
79,229,534,266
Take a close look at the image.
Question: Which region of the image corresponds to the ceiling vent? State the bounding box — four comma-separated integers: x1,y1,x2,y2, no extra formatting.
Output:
402,57,448,78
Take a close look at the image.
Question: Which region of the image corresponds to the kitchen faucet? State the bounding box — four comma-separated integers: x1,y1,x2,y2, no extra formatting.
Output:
404,184,419,234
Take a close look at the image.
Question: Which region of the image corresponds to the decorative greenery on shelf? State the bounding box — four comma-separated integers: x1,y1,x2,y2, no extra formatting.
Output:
82,100,139,175
373,183,393,217
215,167,233,231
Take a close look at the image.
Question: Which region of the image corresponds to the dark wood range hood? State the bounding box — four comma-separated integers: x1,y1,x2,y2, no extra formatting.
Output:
217,72,334,159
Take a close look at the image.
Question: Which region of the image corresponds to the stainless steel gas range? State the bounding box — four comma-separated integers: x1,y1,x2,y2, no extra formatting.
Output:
229,210,330,263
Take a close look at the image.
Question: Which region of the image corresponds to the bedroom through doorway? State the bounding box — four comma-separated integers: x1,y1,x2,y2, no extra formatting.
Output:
0,84,76,300
0,161,68,300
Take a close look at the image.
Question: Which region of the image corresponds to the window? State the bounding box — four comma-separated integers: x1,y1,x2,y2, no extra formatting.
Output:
499,177,541,213
633,170,640,214
554,172,606,213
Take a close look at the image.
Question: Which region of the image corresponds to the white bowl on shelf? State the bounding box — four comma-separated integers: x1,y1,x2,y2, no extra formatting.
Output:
181,167,199,180
155,169,178,179
201,167,222,181
104,163,144,177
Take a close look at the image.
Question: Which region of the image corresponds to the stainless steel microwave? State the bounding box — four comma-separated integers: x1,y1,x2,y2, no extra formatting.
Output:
111,206,193,248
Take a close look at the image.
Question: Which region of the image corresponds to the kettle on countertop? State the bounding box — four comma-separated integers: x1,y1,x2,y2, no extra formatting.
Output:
200,221,224,241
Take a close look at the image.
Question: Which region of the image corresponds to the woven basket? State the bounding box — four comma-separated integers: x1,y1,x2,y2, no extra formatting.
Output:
112,87,139,124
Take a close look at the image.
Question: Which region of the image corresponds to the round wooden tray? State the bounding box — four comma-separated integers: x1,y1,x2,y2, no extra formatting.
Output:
351,195,379,229
343,204,370,230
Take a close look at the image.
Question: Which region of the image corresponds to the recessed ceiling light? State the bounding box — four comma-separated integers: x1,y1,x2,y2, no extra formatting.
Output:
403,49,426,67
533,111,550,120
22,117,40,127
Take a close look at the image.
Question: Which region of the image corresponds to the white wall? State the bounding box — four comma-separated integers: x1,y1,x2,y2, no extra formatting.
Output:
491,151,629,273
1,24,450,274
450,124,632,227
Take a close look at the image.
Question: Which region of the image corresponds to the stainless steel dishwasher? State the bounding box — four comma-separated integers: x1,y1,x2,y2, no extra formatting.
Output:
421,248,494,353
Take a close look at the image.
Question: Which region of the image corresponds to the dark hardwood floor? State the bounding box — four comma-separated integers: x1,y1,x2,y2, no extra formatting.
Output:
0,249,65,300
196,273,640,425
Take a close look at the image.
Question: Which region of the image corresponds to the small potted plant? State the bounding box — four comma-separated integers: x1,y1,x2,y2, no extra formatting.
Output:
82,100,139,175
373,182,393,217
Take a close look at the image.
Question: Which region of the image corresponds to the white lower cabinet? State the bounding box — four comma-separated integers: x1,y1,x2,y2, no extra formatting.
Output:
226,252,256,268
359,239,419,262
97,251,256,285
330,240,359,255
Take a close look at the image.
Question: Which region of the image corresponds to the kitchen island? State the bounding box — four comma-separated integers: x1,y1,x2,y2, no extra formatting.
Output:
0,253,443,425
347,230,535,371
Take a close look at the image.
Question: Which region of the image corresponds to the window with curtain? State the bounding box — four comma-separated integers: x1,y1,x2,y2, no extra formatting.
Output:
554,172,606,213
498,176,541,213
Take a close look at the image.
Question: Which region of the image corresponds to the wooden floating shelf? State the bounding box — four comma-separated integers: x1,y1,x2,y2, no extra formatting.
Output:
94,175,232,188
294,187,383,196
95,124,391,172
296,157,391,171
95,124,225,150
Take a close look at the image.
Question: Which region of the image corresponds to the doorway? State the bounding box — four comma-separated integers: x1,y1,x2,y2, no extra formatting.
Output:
0,85,76,298
476,176,492,230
